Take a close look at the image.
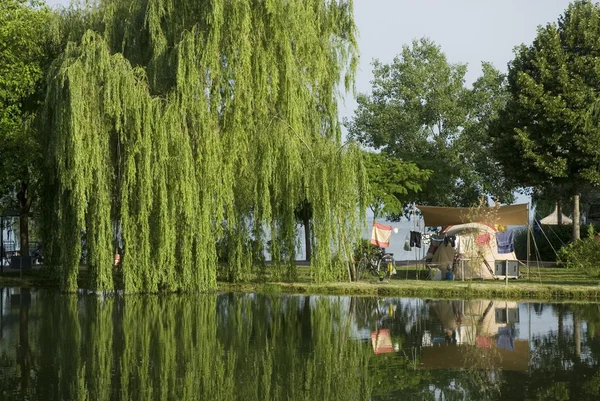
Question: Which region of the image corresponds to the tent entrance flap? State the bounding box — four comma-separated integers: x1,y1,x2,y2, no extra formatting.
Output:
416,204,529,227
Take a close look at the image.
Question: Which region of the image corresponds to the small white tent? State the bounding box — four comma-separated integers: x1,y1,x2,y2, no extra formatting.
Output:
427,223,519,280
539,206,572,225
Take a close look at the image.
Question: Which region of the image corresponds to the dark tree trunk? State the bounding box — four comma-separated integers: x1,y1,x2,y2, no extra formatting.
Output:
18,288,32,393
574,312,581,358
303,214,311,262
19,213,29,258
556,201,563,226
558,308,564,343
17,182,33,258
572,184,580,242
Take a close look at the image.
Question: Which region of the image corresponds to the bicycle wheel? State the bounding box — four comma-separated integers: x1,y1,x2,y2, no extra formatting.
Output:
356,257,369,280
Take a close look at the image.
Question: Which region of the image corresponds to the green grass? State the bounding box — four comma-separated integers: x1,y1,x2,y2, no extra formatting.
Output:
218,265,600,301
1,264,599,301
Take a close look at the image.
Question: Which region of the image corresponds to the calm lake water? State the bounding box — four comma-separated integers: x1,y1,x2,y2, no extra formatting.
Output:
0,289,599,401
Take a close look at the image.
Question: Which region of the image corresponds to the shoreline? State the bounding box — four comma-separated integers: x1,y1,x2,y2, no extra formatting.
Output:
1,266,598,302
217,279,600,302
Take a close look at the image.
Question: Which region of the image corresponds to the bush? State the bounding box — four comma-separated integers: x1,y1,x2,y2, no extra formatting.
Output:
353,238,380,262
557,225,600,277
514,225,573,261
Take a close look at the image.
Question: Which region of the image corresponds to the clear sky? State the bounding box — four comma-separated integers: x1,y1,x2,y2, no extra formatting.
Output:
344,0,575,123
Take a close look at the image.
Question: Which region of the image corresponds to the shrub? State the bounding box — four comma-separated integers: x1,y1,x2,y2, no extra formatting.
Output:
353,238,380,262
557,225,600,276
514,225,573,261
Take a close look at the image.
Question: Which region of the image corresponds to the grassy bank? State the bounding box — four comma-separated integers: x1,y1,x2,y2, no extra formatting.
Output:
1,265,599,301
218,265,600,302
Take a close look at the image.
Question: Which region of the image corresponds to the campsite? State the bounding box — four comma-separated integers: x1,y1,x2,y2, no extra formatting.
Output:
3,0,600,400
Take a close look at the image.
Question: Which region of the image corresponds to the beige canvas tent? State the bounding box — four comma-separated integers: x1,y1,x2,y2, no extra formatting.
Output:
422,300,529,371
426,223,519,280
416,204,529,227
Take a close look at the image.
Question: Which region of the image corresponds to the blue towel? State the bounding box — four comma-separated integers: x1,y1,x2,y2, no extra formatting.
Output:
496,230,514,254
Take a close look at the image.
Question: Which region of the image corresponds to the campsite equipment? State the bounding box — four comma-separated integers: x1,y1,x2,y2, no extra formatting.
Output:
358,222,398,280
423,300,527,370
357,246,396,280
424,223,521,280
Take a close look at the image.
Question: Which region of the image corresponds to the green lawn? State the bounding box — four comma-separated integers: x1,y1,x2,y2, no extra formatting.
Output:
219,264,600,301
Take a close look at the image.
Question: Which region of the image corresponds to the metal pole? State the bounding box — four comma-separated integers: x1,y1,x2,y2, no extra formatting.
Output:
0,288,3,339
527,204,531,280
0,216,3,274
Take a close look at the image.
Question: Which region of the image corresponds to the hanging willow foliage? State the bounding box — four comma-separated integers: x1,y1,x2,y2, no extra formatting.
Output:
41,0,367,293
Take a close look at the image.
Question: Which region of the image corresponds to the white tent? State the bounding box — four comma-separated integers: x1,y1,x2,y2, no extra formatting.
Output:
427,223,519,280
539,206,572,225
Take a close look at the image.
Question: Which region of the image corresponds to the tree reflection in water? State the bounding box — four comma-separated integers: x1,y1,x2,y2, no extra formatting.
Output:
0,291,599,400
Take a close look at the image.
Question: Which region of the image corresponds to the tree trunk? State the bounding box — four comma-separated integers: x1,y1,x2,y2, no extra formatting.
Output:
572,184,580,242
19,213,29,258
17,182,33,258
18,288,31,393
558,309,564,344
574,312,581,358
303,215,311,262
556,201,563,226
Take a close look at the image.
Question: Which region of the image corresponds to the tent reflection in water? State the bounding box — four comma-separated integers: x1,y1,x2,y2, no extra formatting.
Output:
421,300,529,371
417,204,528,280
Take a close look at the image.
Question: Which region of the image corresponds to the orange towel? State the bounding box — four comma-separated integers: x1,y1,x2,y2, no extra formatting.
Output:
371,223,392,248
476,233,491,245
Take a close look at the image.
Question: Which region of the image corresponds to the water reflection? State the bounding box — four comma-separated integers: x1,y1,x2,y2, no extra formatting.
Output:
0,289,600,400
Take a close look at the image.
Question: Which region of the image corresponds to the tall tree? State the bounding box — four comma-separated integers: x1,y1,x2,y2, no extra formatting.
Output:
492,0,600,241
362,151,430,221
41,0,367,291
346,38,514,207
0,0,54,257
459,62,514,202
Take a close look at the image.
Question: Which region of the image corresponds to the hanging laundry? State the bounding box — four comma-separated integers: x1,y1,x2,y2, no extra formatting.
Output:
495,230,514,254
476,233,491,245
371,223,393,248
409,231,422,248
497,327,515,352
444,235,456,247
422,233,432,247
425,236,443,260
476,336,492,349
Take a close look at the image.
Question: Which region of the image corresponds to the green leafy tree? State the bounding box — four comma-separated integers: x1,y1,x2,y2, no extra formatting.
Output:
0,0,55,257
346,38,515,207
41,0,367,291
459,62,515,203
493,0,600,241
363,151,430,221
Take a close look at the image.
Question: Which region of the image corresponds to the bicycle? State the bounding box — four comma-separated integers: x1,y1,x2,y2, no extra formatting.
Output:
356,247,396,280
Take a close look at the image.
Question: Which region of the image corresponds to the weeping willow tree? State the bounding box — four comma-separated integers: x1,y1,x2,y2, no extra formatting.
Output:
41,0,367,292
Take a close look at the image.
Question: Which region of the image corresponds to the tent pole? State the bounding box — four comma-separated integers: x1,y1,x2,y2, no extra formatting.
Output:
527,204,531,281
413,205,418,280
